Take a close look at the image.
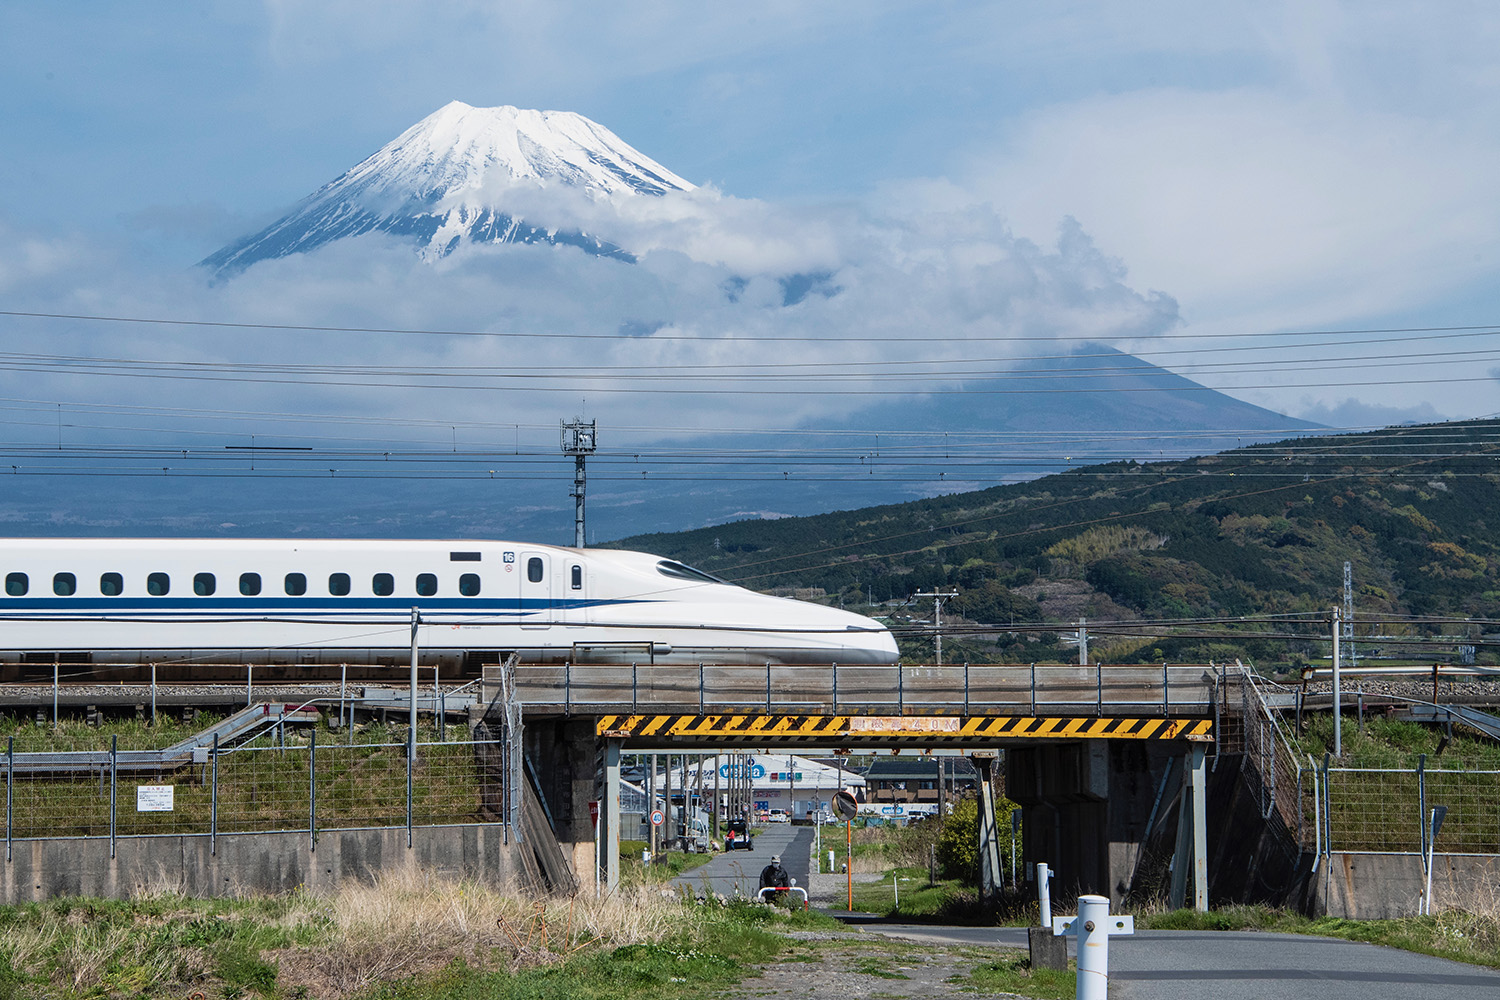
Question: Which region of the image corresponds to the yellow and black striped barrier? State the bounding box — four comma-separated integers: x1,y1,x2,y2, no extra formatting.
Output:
594,713,1212,743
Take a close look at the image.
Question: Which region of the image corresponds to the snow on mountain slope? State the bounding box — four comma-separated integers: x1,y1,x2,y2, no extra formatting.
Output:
203,101,694,275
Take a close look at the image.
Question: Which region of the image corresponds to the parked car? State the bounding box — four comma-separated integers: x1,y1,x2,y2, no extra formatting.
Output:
724,818,754,850
767,809,790,823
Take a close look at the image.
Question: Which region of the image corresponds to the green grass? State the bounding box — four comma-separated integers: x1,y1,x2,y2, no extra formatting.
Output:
346,901,806,1000
959,952,1076,999
1139,905,1500,970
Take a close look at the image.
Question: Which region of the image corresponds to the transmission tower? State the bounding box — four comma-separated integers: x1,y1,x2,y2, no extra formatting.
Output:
1343,560,1356,669
561,418,597,548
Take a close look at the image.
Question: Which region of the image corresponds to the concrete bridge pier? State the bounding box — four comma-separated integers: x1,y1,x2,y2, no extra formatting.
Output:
1008,740,1208,909
521,719,599,887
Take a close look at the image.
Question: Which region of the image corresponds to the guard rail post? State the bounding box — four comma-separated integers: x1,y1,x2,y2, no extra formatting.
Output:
1030,663,1037,716
6,735,12,862
109,735,117,860
1054,895,1134,1000
210,732,218,856
309,728,317,853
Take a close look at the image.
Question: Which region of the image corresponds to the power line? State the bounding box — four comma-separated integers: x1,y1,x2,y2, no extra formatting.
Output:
6,308,1498,344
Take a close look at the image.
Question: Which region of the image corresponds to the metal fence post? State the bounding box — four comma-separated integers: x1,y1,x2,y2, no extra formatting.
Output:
1162,662,1169,717
963,662,969,715
1418,753,1427,859
210,732,218,856
564,660,571,717
1096,662,1103,716
1321,752,1332,857
6,736,12,862
309,728,317,853
1029,663,1036,716
109,734,117,860
631,662,637,714
766,661,772,712
699,662,704,716
832,662,839,715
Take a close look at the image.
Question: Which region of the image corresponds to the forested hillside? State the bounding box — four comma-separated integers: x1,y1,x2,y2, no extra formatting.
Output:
615,421,1500,668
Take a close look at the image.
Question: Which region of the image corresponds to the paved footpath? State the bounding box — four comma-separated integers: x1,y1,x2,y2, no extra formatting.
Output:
670,824,814,900
860,923,1500,999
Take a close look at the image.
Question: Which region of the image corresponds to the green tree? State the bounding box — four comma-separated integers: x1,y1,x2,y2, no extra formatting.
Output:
935,794,1021,883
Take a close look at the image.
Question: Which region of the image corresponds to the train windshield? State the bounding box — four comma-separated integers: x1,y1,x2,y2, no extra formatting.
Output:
655,560,727,585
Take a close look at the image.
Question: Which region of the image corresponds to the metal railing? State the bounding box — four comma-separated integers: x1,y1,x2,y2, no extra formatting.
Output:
514,661,1230,717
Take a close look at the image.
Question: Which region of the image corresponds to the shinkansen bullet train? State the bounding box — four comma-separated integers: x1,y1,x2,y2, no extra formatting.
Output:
0,538,896,678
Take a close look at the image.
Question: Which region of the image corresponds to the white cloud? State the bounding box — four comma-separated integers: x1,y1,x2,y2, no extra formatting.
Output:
0,187,1180,447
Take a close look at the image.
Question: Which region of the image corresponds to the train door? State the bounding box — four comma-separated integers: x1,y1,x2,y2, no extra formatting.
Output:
520,551,551,630
561,559,586,626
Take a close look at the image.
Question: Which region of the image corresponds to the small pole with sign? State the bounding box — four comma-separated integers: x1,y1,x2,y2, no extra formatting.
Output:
649,807,665,865
833,789,858,911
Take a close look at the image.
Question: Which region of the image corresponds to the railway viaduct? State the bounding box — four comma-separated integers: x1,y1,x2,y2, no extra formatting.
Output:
499,661,1250,909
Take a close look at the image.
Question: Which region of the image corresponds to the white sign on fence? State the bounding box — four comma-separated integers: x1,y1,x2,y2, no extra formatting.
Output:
136,785,174,812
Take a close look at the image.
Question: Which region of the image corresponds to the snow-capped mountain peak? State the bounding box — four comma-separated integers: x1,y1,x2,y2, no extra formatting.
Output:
202,101,694,275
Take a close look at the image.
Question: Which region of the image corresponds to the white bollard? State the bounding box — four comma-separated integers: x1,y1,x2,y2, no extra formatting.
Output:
828,849,835,874
1037,862,1052,927
1053,894,1135,1000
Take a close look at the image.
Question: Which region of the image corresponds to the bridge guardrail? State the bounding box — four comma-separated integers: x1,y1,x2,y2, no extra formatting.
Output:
513,662,1229,717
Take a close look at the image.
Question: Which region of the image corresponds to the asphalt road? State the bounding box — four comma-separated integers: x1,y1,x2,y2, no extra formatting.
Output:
674,826,1500,998
859,923,1500,999
670,823,814,901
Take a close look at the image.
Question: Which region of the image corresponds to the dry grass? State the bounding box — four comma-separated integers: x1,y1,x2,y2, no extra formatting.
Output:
272,866,689,998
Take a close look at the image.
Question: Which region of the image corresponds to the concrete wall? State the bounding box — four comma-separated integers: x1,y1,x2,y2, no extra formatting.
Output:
1,825,521,903
1310,852,1500,919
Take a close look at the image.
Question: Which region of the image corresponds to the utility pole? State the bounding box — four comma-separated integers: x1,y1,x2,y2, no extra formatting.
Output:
561,418,597,548
914,590,959,665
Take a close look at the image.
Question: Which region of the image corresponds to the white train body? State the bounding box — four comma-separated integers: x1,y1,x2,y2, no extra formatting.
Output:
0,538,896,669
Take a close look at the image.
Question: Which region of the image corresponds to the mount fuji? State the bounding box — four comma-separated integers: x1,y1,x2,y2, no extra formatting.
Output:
202,101,695,275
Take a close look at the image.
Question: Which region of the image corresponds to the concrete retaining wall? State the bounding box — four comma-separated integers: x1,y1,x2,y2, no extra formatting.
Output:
2,825,523,903
1310,852,1500,919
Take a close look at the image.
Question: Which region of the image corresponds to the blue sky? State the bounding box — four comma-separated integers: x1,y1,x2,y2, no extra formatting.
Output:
1,1,1497,444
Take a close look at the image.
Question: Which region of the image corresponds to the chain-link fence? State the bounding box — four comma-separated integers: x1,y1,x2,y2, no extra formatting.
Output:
1320,762,1500,855
3,729,510,846
1237,672,1500,858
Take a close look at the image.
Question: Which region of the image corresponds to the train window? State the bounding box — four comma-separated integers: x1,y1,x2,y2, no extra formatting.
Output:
655,560,726,584
571,565,582,590
147,572,170,596
53,573,77,596
373,573,394,596
527,557,544,583
415,573,438,597
284,573,307,596
459,573,481,596
194,573,216,596
329,573,351,596
239,572,261,596
100,572,123,596
5,573,26,596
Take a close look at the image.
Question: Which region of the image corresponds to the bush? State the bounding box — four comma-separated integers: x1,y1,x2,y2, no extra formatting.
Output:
935,794,1021,883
